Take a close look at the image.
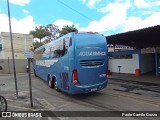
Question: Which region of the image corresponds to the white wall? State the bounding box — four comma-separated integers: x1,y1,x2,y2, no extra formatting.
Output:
109,54,139,74
141,54,155,74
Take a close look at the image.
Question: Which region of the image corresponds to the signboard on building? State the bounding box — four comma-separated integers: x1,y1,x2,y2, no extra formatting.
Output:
141,47,160,54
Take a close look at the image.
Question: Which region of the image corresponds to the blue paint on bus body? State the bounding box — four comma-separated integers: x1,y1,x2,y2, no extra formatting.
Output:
33,32,108,94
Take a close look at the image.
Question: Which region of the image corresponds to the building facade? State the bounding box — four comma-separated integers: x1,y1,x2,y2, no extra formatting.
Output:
0,32,33,74
108,46,160,76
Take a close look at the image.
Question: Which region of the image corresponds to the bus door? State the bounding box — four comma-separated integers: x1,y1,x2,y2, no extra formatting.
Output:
75,33,107,86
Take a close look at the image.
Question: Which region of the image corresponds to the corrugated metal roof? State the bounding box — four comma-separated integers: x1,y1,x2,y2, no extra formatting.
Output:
106,25,160,49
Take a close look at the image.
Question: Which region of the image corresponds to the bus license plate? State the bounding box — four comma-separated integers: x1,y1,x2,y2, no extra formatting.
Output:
91,88,97,91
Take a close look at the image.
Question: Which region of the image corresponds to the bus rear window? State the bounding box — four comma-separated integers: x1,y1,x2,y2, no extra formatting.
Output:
75,34,106,49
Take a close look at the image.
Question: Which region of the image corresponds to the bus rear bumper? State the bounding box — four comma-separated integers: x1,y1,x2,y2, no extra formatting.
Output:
70,80,108,94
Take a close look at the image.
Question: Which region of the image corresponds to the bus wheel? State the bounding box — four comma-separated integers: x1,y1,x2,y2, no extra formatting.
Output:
53,79,60,91
48,76,54,88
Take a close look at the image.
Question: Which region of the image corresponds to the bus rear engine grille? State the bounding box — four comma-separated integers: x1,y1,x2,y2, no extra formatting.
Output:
80,59,105,67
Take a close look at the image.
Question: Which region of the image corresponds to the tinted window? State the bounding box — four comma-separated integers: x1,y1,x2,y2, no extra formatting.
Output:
49,37,70,58
75,34,106,49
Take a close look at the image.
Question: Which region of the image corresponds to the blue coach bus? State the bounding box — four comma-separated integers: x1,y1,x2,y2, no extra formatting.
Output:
33,32,108,94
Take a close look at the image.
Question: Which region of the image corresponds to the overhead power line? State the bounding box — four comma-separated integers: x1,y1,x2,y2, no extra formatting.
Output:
56,0,92,21
55,0,115,34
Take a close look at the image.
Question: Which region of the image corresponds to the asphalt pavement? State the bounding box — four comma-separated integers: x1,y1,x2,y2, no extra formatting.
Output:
0,73,160,120
108,72,160,86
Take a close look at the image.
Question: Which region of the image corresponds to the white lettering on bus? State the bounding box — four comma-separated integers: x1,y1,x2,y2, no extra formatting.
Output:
36,59,58,67
79,51,106,56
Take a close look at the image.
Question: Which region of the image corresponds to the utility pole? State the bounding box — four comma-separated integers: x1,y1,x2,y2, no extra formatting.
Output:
24,52,34,108
7,0,18,97
28,58,33,107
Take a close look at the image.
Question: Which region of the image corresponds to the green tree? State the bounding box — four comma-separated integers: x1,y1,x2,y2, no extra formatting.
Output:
30,39,50,51
30,41,43,51
59,25,77,37
30,24,78,51
45,24,60,41
42,39,50,44
30,26,51,43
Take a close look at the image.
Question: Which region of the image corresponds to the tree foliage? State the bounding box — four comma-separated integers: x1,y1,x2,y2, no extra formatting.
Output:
30,26,51,43
59,25,77,37
45,24,60,41
30,24,78,51
42,39,50,44
30,41,43,51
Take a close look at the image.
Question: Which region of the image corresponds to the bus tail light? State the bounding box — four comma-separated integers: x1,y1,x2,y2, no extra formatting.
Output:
72,69,80,85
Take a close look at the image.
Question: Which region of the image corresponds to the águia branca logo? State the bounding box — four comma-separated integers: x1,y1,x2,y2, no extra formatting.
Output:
79,51,106,56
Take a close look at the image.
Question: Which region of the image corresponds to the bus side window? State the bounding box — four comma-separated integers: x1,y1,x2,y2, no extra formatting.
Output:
60,38,69,56
64,38,69,54
60,39,66,56
50,41,61,58
49,38,70,58
49,47,54,58
55,41,61,57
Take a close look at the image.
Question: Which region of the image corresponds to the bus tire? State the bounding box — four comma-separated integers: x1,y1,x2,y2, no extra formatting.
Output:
0,96,7,116
48,75,54,88
34,70,38,77
53,78,60,92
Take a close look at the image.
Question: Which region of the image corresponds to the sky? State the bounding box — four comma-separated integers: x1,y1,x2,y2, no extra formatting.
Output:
0,0,160,36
